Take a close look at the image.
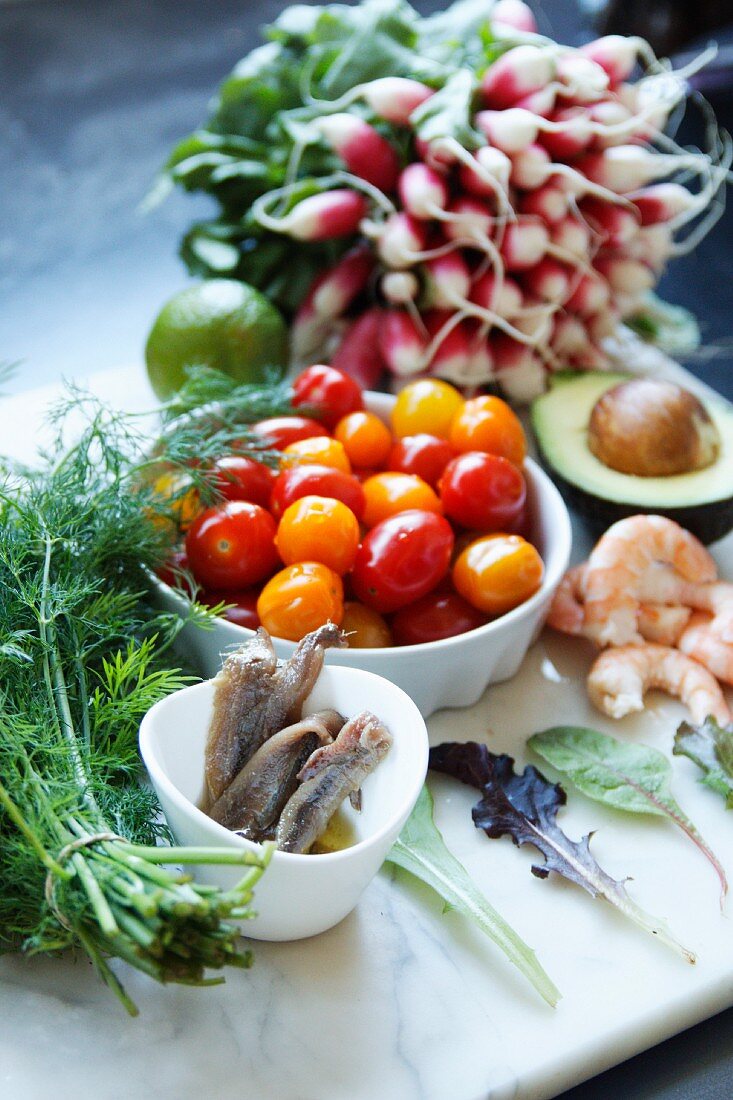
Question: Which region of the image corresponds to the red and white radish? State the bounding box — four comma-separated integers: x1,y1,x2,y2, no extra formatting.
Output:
475,108,539,154
398,163,449,219
310,244,375,317
379,309,428,376
360,77,434,124
579,36,642,85
501,219,549,271
630,182,698,225
481,45,556,110
255,188,368,241
329,308,385,389
517,184,569,224
375,212,428,268
312,114,400,192
381,270,420,304
470,270,523,316
577,196,639,246
523,257,571,302
459,146,512,199
423,252,472,309
491,0,538,35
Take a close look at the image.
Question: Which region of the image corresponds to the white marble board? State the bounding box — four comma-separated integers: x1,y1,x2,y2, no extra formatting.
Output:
1,361,732,1100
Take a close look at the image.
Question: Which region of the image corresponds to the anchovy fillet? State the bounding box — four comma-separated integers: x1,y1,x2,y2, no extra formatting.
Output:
275,711,392,854
205,622,345,802
208,711,344,837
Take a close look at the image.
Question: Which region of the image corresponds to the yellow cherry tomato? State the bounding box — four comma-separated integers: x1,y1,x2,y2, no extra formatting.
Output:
275,495,360,575
361,471,442,528
282,435,352,473
149,469,201,531
257,561,344,641
341,601,393,648
452,534,543,615
391,379,464,440
333,410,393,469
449,395,526,466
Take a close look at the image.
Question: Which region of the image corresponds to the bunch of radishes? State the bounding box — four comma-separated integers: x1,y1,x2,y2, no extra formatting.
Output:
249,0,729,400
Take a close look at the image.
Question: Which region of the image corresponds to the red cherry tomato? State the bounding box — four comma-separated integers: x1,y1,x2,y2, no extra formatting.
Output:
211,455,277,506
388,434,455,487
200,588,260,630
291,364,364,428
156,547,193,593
439,451,526,531
351,509,454,614
270,464,366,521
185,501,279,590
250,416,328,451
391,586,488,645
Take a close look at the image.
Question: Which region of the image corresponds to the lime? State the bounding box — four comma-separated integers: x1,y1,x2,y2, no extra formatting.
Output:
145,279,288,399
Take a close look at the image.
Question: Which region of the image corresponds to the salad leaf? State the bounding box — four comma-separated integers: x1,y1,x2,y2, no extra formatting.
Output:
529,726,727,903
430,742,696,963
411,70,483,150
674,717,733,808
385,784,560,1007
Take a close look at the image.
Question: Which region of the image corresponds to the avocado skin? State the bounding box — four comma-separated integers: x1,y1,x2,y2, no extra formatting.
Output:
539,457,733,546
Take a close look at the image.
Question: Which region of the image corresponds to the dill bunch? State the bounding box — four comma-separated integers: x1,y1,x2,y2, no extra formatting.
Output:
0,370,292,1013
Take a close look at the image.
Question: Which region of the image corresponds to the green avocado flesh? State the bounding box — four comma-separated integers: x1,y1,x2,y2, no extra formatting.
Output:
531,371,733,544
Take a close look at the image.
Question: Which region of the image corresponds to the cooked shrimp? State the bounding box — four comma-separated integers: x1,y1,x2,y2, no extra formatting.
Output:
637,604,692,646
548,564,691,644
583,516,717,647
587,644,731,725
547,564,587,635
678,612,733,686
635,567,733,645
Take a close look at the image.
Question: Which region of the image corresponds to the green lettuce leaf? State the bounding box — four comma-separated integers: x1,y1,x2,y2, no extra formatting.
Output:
385,784,560,1007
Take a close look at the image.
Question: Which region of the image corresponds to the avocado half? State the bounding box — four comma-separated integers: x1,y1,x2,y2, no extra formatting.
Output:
530,371,733,545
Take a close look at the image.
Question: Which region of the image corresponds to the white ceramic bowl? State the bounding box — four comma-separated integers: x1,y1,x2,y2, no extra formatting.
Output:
139,663,428,941
155,392,572,717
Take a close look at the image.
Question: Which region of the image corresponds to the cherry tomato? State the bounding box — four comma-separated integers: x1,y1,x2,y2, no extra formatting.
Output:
150,470,201,531
449,395,526,466
270,464,365,521
333,411,392,468
250,416,328,451
352,510,454,613
452,534,543,615
439,451,526,531
391,586,487,645
291,364,364,428
185,501,278,590
276,495,360,575
341,601,393,648
282,436,351,473
387,433,455,487
200,588,260,630
156,547,193,593
391,378,464,439
257,562,344,641
211,455,277,506
362,471,442,528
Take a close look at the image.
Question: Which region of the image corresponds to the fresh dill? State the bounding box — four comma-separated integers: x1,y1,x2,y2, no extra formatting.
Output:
0,369,293,1013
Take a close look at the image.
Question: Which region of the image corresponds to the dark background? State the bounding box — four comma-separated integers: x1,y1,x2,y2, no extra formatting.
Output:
1,1,732,1096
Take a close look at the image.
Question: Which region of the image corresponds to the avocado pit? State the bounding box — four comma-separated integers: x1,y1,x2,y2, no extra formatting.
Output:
588,378,721,477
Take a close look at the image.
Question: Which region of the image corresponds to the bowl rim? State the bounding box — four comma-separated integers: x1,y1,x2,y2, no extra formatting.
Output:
153,383,572,656
139,663,430,864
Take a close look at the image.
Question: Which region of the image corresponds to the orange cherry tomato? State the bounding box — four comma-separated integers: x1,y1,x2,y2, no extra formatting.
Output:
449,395,527,466
341,601,393,648
333,411,393,469
275,495,360,575
282,436,351,473
361,471,442,528
452,534,543,616
391,379,464,440
257,561,344,642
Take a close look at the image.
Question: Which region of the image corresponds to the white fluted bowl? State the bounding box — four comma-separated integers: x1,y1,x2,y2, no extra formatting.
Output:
154,392,572,717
